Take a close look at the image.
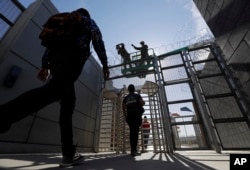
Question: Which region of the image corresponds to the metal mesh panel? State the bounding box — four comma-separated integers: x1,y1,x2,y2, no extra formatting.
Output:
216,122,250,148
200,76,231,96
160,54,183,67
194,60,221,76
189,47,214,61
172,124,207,149
165,83,193,102
207,97,243,119
162,67,188,81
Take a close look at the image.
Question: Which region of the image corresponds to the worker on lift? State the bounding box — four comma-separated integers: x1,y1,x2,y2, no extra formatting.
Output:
131,41,150,66
116,43,132,69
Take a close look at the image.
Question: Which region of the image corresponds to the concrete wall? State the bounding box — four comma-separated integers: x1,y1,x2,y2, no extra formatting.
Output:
0,0,103,153
193,0,250,105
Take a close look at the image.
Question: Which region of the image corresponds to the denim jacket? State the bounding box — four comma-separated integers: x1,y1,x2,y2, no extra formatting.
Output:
42,16,108,70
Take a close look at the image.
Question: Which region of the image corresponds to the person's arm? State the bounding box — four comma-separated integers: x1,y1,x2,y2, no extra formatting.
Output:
138,95,145,106
147,122,150,131
90,19,110,80
122,99,128,122
123,103,127,117
131,44,141,50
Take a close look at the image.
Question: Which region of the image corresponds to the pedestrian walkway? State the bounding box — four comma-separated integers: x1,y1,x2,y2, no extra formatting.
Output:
0,150,249,170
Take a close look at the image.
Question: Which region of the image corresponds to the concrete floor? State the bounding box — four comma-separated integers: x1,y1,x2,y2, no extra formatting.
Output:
0,150,249,170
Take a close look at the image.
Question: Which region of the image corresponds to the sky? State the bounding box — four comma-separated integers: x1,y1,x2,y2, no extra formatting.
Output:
19,0,213,65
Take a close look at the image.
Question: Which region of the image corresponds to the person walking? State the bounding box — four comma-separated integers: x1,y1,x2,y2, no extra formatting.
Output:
123,84,145,156
0,8,109,167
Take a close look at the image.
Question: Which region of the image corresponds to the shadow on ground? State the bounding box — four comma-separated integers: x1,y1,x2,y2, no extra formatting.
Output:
0,152,224,170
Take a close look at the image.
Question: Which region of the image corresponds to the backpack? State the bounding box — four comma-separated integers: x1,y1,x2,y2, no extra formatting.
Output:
39,12,85,48
124,93,145,115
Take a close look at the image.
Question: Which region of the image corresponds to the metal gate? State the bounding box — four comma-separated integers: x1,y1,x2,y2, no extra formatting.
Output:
98,42,250,153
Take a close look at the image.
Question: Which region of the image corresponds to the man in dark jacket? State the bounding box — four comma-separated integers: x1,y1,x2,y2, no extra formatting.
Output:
131,41,149,65
0,8,109,167
123,84,145,156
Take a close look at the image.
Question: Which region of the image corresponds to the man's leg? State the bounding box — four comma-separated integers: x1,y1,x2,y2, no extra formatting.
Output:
129,123,140,154
49,48,86,167
0,84,60,133
144,134,149,149
128,123,135,153
0,56,82,134
59,84,76,158
59,84,85,167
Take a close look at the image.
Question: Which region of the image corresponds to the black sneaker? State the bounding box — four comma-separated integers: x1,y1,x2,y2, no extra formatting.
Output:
130,152,141,156
59,152,84,167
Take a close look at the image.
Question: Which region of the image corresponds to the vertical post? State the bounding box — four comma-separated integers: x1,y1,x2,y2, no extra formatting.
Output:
153,53,174,153
182,49,221,153
122,85,127,153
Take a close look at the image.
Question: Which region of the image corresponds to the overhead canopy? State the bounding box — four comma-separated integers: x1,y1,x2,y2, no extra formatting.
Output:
103,88,119,99
141,81,158,96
